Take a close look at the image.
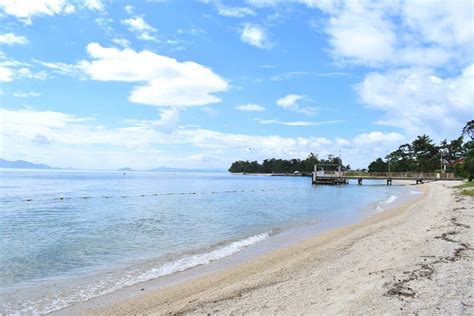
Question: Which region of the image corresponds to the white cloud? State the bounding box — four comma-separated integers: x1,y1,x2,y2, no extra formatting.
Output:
306,0,474,68
218,6,255,18
137,32,158,42
353,131,405,146
240,23,272,49
177,27,205,36
36,60,82,77
0,33,28,45
299,0,473,139
127,108,180,134
0,0,76,23
0,57,49,81
270,71,351,81
357,64,474,139
276,94,318,115
124,5,134,14
402,1,474,48
335,138,350,146
0,0,107,22
0,65,13,81
246,0,280,7
271,71,311,81
123,16,153,31
84,0,104,11
63,3,75,13
78,43,229,107
122,16,158,42
111,38,130,47
235,103,265,112
15,67,48,80
276,94,303,108
315,1,397,67
152,108,180,133
254,118,344,126
11,91,41,97
341,131,406,168
0,108,407,169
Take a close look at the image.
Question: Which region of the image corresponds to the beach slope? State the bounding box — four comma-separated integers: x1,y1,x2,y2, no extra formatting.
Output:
82,181,473,315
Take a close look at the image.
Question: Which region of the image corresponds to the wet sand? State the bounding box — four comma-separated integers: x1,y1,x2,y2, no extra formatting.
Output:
64,181,473,315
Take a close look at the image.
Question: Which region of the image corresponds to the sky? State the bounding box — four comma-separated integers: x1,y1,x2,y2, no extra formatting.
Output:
0,0,473,170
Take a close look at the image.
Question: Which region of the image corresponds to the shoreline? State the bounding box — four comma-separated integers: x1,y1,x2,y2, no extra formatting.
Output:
55,181,472,315
2,178,414,314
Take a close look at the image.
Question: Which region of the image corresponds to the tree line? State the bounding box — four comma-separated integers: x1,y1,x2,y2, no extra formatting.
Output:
368,120,474,180
229,120,474,180
228,153,349,174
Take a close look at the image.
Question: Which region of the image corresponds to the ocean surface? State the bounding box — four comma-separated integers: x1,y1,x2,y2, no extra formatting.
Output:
0,170,417,314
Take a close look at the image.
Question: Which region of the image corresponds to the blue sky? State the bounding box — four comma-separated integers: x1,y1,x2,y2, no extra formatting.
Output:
0,0,473,169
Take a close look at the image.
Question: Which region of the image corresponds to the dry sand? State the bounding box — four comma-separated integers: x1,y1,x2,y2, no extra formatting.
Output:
75,181,473,315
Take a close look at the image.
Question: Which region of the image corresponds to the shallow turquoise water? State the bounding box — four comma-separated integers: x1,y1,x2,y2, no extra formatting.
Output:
0,170,413,313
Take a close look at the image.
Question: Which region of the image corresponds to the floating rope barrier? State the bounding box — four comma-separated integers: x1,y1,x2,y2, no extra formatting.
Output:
3,186,304,203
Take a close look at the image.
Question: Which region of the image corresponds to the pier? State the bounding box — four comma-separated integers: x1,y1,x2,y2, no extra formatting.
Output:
312,164,348,185
312,166,461,185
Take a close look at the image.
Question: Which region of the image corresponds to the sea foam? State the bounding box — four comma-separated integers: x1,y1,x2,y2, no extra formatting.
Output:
376,195,398,212
136,231,270,282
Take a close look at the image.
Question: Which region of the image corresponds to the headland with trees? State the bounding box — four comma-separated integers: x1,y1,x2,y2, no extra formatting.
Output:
228,120,474,181
367,120,473,180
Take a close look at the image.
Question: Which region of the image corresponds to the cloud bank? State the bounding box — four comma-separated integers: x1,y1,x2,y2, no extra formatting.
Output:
78,43,229,107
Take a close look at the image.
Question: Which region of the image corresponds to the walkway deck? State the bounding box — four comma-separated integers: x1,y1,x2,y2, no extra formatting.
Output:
313,171,462,185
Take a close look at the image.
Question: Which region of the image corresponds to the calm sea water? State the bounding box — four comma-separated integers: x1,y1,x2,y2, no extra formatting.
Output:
0,170,416,313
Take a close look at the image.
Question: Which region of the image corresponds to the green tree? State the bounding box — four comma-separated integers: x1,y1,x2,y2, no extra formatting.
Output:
464,155,474,182
368,158,388,172
388,143,414,172
368,121,474,179
462,120,474,140
303,152,318,172
228,152,347,174
411,135,439,172
462,120,474,181
440,136,465,171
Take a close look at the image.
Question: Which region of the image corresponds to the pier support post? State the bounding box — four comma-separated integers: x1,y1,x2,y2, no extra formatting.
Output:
358,178,363,185
387,179,392,185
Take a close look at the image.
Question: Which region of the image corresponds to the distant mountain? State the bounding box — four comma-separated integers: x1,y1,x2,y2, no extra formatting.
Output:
0,158,54,169
148,167,225,173
118,167,134,171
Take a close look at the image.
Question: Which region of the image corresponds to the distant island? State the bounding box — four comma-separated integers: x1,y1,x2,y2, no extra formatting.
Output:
0,158,55,169
0,159,225,173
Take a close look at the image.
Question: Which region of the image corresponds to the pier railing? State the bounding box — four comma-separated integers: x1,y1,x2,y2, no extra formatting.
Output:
343,171,456,179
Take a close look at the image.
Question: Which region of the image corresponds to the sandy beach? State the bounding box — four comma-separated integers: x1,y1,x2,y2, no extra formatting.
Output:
67,181,473,315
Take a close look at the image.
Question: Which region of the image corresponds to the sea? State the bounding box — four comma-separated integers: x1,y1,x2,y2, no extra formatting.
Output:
0,169,420,314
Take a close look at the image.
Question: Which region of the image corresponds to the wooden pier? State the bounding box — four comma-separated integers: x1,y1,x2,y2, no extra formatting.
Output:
312,167,461,185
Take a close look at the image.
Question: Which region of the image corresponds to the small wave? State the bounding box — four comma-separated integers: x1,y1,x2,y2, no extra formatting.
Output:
408,190,422,195
135,232,270,282
375,195,398,212
308,219,320,224
380,195,398,206
4,232,271,314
